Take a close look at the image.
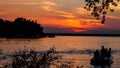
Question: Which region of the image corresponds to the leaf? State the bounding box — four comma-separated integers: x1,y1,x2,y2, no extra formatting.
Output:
110,9,114,12
102,11,107,15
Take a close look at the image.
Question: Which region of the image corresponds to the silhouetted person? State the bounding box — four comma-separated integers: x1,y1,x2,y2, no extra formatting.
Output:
94,49,100,60
108,48,111,57
104,48,108,57
107,48,112,59
100,46,106,58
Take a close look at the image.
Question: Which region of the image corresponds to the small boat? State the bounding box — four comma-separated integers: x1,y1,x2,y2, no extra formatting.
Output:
48,34,55,38
90,57,113,65
90,46,113,66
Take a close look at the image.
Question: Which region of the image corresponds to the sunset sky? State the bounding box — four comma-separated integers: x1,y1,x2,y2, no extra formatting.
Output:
0,0,120,34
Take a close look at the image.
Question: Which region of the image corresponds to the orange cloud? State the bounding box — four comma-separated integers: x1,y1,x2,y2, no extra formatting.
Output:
65,19,103,32
22,2,40,5
40,1,57,11
0,12,8,15
41,1,57,6
64,19,103,27
40,1,76,19
52,10,76,19
75,7,89,15
106,15,120,19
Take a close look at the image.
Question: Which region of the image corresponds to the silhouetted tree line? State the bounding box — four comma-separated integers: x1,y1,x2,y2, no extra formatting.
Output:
0,17,45,38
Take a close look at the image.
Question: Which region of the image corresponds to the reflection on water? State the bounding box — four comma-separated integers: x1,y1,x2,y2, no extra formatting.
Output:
0,36,120,68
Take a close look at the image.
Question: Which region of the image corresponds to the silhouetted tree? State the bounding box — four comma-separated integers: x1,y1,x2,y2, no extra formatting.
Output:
84,0,120,24
0,17,45,38
0,19,5,36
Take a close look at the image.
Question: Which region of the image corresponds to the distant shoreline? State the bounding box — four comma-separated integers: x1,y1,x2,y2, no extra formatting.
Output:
45,33,120,37
0,33,120,38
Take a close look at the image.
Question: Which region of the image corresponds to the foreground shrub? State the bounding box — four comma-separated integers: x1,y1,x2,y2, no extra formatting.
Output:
4,47,58,68
4,47,77,68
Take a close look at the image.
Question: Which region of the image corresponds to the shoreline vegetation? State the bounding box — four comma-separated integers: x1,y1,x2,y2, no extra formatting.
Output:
1,47,82,68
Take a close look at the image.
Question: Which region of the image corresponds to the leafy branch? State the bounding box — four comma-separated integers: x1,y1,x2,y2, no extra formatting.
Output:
84,0,120,24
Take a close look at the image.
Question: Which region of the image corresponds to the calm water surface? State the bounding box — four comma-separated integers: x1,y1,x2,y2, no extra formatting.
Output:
0,36,120,68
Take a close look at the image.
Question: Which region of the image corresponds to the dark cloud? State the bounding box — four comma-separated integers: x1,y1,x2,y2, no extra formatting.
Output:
43,25,86,33
80,28,120,34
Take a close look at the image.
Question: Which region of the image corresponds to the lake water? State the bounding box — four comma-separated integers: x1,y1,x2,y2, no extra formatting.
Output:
0,36,120,68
